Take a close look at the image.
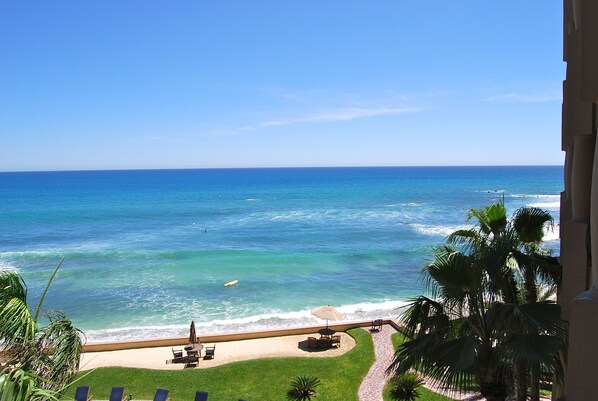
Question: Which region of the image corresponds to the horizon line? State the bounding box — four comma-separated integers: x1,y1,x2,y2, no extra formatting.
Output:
0,164,564,174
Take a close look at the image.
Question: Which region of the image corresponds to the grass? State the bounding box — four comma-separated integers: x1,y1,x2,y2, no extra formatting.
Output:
64,328,374,401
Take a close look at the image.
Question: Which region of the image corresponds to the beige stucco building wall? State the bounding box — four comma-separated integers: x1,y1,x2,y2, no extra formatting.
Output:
560,1,598,400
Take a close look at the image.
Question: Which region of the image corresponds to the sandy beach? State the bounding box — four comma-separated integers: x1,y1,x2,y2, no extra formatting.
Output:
80,331,355,371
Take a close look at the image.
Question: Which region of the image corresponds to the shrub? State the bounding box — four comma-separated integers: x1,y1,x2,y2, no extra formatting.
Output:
286,375,321,401
389,372,424,401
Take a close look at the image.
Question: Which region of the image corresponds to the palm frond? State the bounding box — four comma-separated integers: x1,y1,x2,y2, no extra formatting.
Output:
37,311,84,391
34,258,64,323
497,334,564,365
446,229,481,254
0,367,59,401
400,296,449,338
0,297,36,344
513,207,553,243
388,331,442,374
423,250,480,305
467,203,507,236
0,272,28,304
533,255,561,286
389,333,480,391
488,301,565,339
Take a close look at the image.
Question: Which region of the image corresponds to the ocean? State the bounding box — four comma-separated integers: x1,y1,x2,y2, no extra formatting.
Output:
0,166,562,342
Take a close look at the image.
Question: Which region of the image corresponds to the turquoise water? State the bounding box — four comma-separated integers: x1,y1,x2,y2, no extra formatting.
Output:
0,166,562,342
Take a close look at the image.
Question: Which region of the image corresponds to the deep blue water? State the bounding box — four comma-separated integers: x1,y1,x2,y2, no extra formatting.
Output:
0,166,562,341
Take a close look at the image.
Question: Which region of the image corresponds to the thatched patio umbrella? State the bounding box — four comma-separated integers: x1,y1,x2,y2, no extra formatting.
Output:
189,320,198,345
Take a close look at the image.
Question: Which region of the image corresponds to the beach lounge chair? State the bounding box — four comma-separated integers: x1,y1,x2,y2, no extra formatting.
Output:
153,388,169,401
172,348,183,358
307,336,318,349
194,390,209,401
371,319,383,332
204,344,215,359
331,335,341,347
74,386,91,401
109,387,126,401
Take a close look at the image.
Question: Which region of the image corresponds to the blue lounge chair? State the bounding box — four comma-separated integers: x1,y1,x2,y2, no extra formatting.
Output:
74,386,91,401
153,388,169,401
109,387,126,401
74,386,90,401
194,390,209,401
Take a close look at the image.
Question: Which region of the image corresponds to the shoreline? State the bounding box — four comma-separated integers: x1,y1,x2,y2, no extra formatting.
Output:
81,301,411,344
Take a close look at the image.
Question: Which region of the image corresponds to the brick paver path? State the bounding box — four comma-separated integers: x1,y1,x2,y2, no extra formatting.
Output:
358,325,395,401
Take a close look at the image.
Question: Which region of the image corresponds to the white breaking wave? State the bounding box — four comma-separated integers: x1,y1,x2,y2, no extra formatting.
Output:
0,260,19,273
528,201,560,210
411,224,471,237
544,224,560,242
83,299,411,343
510,194,560,199
410,223,559,243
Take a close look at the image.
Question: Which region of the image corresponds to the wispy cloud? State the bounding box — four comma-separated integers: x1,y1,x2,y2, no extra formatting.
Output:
486,92,562,103
260,106,422,127
145,88,429,140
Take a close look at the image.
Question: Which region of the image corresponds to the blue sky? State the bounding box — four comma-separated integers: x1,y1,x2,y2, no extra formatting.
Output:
0,1,564,171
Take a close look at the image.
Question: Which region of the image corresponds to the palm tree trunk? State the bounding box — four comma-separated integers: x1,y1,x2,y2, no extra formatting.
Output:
480,378,509,401
530,362,540,401
524,266,539,401
478,349,509,401
515,359,527,401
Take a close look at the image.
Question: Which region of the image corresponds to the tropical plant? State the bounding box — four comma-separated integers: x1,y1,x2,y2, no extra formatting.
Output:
286,375,321,401
388,372,424,401
388,203,566,401
0,259,84,396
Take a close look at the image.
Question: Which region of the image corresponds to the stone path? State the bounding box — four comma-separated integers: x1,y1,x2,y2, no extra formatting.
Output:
357,324,481,401
358,324,395,401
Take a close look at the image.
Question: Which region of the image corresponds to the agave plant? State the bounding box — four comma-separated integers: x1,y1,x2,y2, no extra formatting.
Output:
389,372,424,401
0,259,84,395
286,375,320,401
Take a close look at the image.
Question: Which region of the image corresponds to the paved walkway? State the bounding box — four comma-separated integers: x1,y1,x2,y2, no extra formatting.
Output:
358,325,395,401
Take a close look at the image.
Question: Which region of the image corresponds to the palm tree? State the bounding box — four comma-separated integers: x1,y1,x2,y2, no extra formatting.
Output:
454,203,563,401
388,203,565,401
0,259,84,396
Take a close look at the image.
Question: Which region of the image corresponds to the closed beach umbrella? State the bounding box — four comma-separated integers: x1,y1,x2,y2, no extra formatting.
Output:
189,320,198,345
311,305,343,329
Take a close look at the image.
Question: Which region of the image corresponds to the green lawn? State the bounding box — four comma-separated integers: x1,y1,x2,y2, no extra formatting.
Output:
64,328,374,401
